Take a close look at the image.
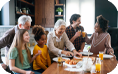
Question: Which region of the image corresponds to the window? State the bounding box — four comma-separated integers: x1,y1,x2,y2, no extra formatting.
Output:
66,0,95,34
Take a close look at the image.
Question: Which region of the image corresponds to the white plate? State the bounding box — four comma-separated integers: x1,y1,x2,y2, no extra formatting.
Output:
79,52,93,55
97,54,113,59
52,57,70,62
61,54,73,57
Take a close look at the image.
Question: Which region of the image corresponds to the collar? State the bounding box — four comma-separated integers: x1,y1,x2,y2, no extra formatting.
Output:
52,31,63,42
15,25,19,33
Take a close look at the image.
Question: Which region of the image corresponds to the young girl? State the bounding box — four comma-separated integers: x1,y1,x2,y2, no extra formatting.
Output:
32,25,51,73
8,29,41,74
85,15,114,54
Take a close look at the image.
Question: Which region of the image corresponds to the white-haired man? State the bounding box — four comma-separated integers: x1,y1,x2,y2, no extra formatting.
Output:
0,15,32,73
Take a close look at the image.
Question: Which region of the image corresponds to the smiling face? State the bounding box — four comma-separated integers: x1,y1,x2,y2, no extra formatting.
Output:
37,34,46,47
72,17,81,27
94,22,102,33
19,21,31,30
55,25,66,37
23,31,30,43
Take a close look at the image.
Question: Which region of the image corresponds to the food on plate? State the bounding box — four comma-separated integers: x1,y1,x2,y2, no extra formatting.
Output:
62,59,66,61
65,59,77,65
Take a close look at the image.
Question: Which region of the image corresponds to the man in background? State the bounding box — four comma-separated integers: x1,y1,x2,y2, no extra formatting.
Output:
65,14,85,52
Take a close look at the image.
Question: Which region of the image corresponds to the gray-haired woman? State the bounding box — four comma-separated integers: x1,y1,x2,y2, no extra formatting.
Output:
47,19,82,60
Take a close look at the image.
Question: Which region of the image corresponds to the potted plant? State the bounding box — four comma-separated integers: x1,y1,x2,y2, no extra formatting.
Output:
56,7,63,15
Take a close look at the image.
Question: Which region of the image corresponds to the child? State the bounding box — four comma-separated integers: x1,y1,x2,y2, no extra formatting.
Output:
85,15,114,54
32,25,51,73
8,29,41,74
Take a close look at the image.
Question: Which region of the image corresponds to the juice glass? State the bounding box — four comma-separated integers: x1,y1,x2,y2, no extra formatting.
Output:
58,54,62,66
99,51,103,61
82,31,86,38
78,30,81,37
95,58,101,72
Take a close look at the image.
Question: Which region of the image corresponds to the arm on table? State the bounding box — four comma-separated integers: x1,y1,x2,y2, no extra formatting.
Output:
105,34,114,54
63,32,82,57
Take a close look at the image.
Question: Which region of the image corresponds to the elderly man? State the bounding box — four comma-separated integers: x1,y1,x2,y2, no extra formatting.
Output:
0,15,32,73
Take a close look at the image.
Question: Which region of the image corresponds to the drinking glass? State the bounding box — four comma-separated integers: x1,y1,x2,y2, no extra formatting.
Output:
82,31,86,38
99,51,103,61
78,30,81,37
95,58,101,72
58,54,62,66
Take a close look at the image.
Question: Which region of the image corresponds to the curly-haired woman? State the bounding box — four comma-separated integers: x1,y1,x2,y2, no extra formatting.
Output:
85,15,114,54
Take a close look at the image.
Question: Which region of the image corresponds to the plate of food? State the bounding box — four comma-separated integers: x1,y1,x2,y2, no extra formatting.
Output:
97,54,113,59
52,57,70,62
63,59,77,68
79,52,93,56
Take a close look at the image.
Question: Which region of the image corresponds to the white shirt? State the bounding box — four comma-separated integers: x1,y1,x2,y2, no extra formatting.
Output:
47,31,75,56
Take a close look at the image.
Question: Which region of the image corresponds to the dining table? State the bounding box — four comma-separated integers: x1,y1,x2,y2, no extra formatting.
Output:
42,54,117,74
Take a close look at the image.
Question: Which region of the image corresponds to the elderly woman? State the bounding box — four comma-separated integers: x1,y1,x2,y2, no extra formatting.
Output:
47,19,82,59
85,15,114,54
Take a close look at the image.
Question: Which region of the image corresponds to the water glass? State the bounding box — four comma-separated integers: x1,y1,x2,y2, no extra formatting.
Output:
58,54,62,66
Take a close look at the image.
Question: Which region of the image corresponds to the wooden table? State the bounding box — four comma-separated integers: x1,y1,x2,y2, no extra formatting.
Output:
42,54,117,74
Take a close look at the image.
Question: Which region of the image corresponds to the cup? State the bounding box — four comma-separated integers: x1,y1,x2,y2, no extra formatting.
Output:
91,65,96,74
78,30,81,34
99,51,103,61
95,58,101,72
82,31,86,38
58,54,63,66
78,30,81,37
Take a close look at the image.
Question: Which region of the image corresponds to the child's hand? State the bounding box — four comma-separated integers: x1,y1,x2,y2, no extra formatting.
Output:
35,50,42,56
25,71,35,74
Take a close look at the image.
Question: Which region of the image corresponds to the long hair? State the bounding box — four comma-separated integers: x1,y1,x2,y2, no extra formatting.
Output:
7,29,31,65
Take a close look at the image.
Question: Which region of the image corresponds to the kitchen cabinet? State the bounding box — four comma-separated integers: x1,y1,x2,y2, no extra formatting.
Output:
15,0,35,26
35,0,54,28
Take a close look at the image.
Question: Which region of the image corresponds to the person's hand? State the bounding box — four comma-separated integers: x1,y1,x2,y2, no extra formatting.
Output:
73,50,82,57
78,49,83,52
35,50,42,56
62,51,73,56
85,32,87,38
25,71,35,74
1,63,7,70
74,31,81,38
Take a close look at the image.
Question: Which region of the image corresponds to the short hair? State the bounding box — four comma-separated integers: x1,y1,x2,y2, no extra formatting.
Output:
97,15,109,32
54,19,66,30
18,15,32,26
70,14,81,24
